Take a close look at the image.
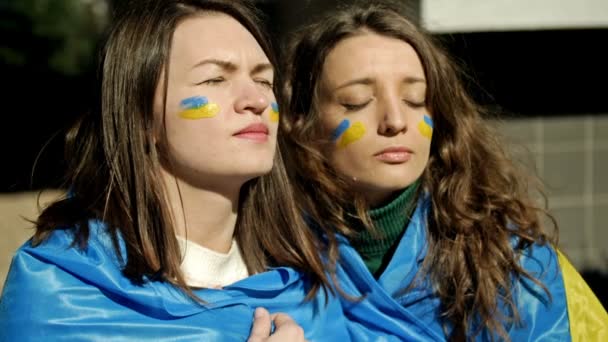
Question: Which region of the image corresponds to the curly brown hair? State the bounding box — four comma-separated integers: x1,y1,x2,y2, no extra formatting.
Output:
281,2,557,340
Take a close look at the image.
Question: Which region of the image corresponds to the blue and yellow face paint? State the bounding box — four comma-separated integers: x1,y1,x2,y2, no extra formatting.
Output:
178,96,220,119
331,119,366,148
270,102,279,123
417,114,433,139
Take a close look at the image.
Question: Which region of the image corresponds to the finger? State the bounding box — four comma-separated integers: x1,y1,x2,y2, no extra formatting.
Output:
272,312,296,328
272,313,305,339
247,307,272,342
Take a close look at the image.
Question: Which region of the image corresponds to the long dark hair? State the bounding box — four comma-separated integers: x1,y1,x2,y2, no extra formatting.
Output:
282,2,557,340
34,0,331,301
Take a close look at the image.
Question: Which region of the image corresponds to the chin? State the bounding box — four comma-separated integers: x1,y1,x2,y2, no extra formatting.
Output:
375,183,413,194
356,174,420,196
377,168,421,185
237,160,274,179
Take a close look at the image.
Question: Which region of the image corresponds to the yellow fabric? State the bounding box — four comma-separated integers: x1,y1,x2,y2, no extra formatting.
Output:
557,250,608,341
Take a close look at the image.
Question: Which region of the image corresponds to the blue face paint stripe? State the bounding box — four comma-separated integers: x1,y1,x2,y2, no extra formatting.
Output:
331,119,351,141
180,96,209,109
424,115,434,128
271,102,279,112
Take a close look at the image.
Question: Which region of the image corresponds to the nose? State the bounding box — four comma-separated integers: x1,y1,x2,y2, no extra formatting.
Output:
234,80,270,116
378,95,407,136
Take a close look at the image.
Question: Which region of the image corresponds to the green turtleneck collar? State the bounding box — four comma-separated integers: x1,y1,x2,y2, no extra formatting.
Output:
350,180,420,277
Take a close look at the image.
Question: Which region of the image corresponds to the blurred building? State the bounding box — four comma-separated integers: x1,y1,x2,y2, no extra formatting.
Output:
420,0,608,274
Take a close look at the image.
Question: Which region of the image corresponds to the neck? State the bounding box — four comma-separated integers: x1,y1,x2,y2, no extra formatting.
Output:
161,169,239,254
350,180,420,276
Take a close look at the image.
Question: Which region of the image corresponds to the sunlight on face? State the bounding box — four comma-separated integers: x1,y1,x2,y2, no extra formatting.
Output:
154,13,278,190
318,32,432,206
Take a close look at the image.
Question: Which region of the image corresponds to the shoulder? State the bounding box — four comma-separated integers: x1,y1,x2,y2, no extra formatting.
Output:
504,242,571,338
518,241,561,283
0,221,164,337
0,220,124,318
15,219,123,270
0,227,106,337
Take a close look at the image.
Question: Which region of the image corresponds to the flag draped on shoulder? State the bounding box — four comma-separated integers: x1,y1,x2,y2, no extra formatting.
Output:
0,221,356,342
334,196,608,341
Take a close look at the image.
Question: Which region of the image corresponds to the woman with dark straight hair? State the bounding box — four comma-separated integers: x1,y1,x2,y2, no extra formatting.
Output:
0,1,356,340
282,2,608,341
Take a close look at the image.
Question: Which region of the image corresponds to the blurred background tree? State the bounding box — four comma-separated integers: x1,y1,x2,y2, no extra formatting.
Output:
0,0,109,191
1,0,108,74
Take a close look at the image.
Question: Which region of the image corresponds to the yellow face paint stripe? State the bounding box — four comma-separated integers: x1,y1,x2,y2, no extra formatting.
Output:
337,121,366,148
418,121,432,139
269,102,279,122
179,103,220,119
418,115,433,139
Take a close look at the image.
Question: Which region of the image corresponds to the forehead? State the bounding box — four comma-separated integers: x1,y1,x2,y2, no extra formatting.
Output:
322,32,425,85
170,13,269,65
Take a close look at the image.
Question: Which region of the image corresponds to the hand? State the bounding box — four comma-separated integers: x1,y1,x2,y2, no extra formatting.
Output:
247,307,308,342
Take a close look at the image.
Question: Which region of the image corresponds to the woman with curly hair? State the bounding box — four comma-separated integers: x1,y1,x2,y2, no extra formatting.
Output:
282,2,608,340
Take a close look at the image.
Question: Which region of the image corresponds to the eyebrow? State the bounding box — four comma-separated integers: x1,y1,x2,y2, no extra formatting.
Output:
191,58,273,75
334,77,374,91
334,76,426,91
403,76,426,85
192,58,237,71
251,63,273,75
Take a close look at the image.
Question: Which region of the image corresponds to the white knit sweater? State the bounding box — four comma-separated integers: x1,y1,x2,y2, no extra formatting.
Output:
176,236,249,289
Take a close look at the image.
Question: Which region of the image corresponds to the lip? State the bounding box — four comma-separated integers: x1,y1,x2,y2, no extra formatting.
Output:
373,146,413,163
233,122,269,142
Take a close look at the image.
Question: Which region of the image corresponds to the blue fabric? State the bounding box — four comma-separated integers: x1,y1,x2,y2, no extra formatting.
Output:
0,201,573,342
336,196,572,341
0,221,365,342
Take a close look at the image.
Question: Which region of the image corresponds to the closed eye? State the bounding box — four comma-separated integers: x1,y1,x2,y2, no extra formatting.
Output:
404,100,426,108
196,77,225,86
255,78,273,89
342,99,371,111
